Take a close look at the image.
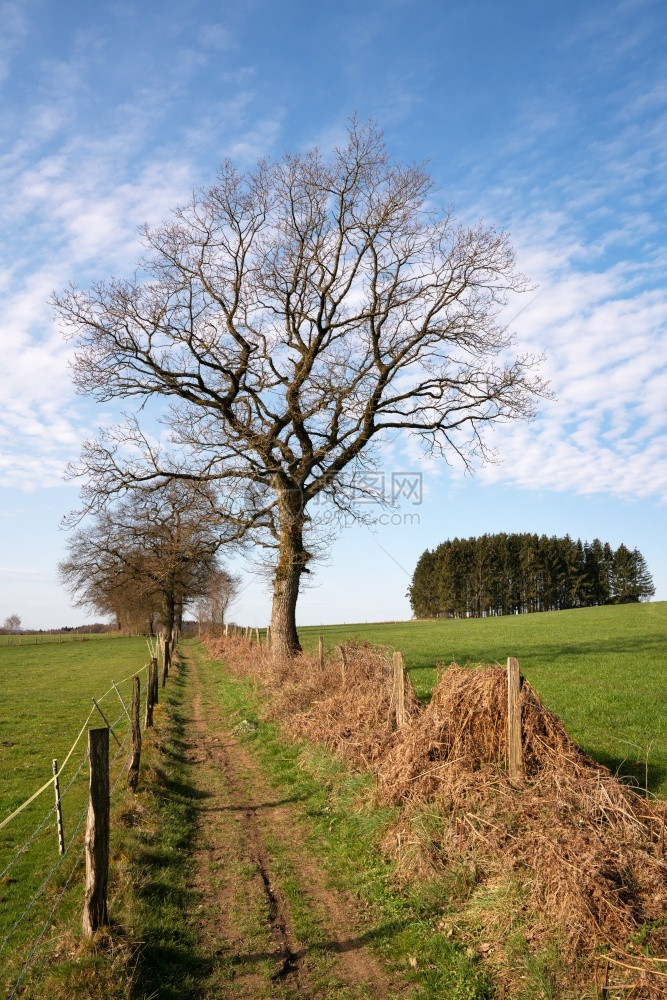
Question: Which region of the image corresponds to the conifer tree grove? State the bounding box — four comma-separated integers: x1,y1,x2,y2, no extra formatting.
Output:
408,534,655,618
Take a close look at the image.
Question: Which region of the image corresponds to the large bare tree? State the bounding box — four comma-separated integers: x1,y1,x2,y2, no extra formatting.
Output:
56,120,547,658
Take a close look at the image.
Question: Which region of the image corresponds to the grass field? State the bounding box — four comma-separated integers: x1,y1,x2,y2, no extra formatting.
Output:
1,607,665,996
298,601,667,796
0,632,119,646
0,636,150,989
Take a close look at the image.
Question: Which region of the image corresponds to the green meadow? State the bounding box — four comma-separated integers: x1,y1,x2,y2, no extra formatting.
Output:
0,605,665,996
298,601,667,796
0,636,149,988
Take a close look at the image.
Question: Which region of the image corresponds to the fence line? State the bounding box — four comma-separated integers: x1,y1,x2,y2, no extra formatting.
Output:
0,747,90,884
8,850,85,1000
0,632,128,648
1,643,169,997
0,725,133,962
5,724,135,997
304,633,667,790
0,664,149,834
0,795,90,960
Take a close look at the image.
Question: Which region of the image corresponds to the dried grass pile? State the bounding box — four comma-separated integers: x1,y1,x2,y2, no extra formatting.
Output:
204,636,667,995
205,635,420,767
378,664,667,994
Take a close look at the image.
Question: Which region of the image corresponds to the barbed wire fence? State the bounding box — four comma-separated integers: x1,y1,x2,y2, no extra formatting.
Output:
0,631,127,647
0,633,176,996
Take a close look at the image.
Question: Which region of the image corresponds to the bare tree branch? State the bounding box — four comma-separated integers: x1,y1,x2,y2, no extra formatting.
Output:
55,119,549,657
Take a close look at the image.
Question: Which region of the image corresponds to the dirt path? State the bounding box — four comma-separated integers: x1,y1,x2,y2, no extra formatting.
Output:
180,644,405,999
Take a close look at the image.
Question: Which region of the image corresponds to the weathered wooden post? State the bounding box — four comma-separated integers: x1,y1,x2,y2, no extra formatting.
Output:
507,656,523,783
393,651,406,729
52,759,65,855
224,622,229,637
151,656,159,704
339,645,347,684
254,627,260,646
127,676,141,793
162,635,171,687
266,625,271,648
83,727,110,936
318,635,324,668
145,662,155,728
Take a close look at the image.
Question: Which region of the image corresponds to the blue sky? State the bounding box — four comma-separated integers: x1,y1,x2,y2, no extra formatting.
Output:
1,0,666,629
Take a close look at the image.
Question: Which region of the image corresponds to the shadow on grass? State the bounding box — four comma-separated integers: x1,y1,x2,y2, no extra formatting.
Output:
130,659,215,1000
225,915,414,968
577,748,667,796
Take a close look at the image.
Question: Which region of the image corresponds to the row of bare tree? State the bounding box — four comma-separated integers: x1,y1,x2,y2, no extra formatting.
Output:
59,483,240,635
55,119,547,657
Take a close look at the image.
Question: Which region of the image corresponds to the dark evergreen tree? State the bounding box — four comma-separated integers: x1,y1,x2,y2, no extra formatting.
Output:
629,548,656,602
407,549,441,618
408,533,654,618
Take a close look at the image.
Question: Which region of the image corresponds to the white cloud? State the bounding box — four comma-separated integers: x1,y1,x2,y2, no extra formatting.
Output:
449,50,667,509
0,20,288,493
476,234,667,502
198,24,235,52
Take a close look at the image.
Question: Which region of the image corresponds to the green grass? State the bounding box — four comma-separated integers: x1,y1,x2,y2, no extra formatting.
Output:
6,651,203,1000
297,602,667,796
0,636,150,992
0,636,150,817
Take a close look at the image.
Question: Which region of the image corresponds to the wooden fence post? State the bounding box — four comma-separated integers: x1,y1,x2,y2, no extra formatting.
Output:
254,627,260,646
266,625,271,648
507,656,523,783
83,727,110,936
52,759,65,855
162,635,170,687
393,651,406,729
127,676,141,793
151,656,159,704
145,661,155,727
318,635,324,668
339,645,347,683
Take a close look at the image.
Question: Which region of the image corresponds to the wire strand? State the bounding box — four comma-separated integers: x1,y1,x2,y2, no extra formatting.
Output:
0,665,147,832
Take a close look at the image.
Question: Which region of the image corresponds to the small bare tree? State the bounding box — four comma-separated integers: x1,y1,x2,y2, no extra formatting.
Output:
59,483,232,633
56,120,547,658
193,568,241,636
2,614,21,633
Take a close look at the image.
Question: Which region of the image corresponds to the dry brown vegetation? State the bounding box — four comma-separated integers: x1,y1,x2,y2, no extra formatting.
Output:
205,634,667,998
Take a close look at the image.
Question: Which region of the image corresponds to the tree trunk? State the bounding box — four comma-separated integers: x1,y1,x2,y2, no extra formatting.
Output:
270,490,309,659
163,590,175,634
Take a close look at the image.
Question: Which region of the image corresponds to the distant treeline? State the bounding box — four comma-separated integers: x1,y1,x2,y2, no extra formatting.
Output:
408,534,655,619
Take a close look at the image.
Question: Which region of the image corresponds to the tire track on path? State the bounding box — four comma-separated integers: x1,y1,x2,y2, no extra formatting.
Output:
183,643,404,999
